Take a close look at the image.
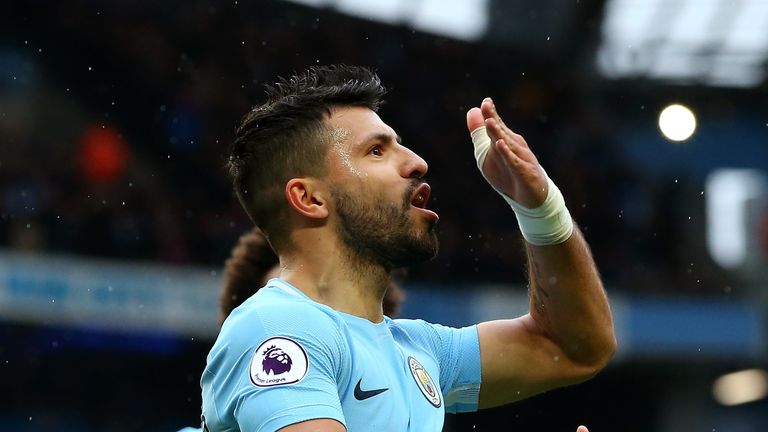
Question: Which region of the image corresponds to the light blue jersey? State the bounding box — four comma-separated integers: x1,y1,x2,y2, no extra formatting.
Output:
201,278,481,431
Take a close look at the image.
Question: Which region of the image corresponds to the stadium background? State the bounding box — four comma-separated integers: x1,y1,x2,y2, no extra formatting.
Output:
1,0,767,430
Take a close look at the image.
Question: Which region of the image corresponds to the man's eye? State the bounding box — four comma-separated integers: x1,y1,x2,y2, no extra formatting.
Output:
369,146,383,156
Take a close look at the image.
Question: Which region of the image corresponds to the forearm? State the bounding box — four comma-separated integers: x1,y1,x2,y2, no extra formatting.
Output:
525,226,616,366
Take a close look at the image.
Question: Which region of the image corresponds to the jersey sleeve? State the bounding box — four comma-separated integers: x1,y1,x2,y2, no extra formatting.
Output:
395,319,482,413
202,300,348,431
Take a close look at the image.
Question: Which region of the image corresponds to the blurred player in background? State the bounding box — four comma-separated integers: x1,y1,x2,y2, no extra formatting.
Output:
201,65,615,431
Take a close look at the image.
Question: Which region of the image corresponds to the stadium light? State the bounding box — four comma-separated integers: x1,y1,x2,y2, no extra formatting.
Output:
282,0,489,41
712,369,768,406
658,104,696,142
598,0,768,87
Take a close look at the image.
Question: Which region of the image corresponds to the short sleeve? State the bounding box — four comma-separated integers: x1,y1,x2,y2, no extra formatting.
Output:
394,319,482,413
203,300,348,431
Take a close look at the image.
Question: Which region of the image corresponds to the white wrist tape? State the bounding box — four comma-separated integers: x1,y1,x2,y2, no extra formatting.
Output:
470,126,574,245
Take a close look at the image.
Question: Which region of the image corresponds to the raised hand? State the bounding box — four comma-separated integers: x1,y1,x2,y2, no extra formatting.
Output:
466,97,548,209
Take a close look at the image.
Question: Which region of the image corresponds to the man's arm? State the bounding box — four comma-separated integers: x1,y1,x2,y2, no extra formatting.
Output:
466,98,616,408
279,419,346,432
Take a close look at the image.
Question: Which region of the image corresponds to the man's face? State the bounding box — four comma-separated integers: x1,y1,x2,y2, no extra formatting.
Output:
325,106,439,270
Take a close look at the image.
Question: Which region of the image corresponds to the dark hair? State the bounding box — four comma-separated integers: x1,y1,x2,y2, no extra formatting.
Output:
219,228,405,324
219,228,279,325
228,65,387,249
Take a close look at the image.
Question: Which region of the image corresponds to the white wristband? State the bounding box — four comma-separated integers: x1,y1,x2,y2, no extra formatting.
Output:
470,126,574,245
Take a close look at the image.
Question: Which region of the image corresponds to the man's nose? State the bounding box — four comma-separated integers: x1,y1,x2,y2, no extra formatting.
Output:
400,146,428,179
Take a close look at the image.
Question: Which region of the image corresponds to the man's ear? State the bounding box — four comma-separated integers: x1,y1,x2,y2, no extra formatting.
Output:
285,178,329,220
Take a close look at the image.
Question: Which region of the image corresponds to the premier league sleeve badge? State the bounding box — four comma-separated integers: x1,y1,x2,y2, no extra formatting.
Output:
250,337,309,387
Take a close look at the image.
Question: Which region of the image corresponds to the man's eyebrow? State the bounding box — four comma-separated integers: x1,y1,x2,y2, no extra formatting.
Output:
359,132,401,146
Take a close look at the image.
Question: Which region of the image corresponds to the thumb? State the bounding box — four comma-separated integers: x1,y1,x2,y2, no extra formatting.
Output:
466,107,485,133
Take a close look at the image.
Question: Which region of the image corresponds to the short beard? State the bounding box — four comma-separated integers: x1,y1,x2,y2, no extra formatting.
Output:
332,181,438,272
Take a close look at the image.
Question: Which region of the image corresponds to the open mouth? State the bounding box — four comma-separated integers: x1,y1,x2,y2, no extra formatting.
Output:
409,183,439,222
410,183,431,209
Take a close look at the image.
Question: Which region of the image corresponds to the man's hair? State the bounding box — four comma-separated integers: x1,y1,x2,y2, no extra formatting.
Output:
228,65,387,249
219,228,405,325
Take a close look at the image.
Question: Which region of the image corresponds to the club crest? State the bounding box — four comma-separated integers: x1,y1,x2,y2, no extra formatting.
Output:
250,337,308,387
408,356,441,407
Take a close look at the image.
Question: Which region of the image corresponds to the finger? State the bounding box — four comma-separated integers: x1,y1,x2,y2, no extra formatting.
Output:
480,99,516,140
466,107,485,132
480,97,498,123
486,115,532,156
495,138,524,170
485,117,519,149
576,426,589,432
481,98,531,148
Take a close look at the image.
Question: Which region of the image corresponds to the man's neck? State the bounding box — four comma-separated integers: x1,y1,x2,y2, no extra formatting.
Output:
278,237,391,323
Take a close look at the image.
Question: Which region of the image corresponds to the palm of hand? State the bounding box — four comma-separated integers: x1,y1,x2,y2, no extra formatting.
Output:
467,100,548,209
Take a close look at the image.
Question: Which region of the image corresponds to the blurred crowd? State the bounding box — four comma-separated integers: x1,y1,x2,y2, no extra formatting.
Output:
0,0,734,295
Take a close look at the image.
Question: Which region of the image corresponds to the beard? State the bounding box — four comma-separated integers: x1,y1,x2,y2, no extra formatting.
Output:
332,180,438,271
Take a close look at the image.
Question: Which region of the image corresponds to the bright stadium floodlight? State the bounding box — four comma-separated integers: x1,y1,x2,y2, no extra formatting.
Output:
282,0,489,41
658,104,696,142
712,369,768,406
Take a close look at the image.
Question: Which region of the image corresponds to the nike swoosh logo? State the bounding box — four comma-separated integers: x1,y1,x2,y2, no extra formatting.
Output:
354,378,389,400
